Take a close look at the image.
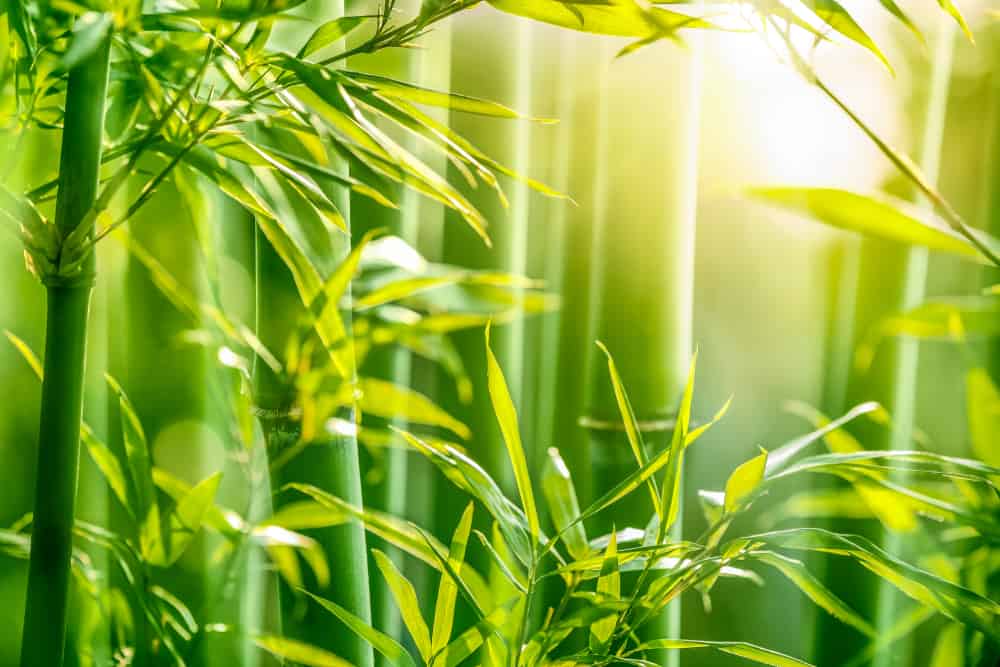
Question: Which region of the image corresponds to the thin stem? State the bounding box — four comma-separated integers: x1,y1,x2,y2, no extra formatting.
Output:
19,33,112,667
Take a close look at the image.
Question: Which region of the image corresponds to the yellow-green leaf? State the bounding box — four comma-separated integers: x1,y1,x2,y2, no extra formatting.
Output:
590,530,619,646
373,549,432,662
255,636,354,667
966,367,1000,467
724,448,768,513
432,503,474,656
749,187,983,261
485,323,540,541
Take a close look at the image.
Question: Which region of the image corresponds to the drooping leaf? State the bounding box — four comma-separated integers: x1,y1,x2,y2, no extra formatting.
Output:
800,0,891,72
630,639,814,667
751,550,875,637
254,636,353,667
749,187,984,261
936,0,973,42
488,0,712,37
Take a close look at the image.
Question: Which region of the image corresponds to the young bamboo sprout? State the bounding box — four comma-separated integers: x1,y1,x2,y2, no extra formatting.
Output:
19,34,112,667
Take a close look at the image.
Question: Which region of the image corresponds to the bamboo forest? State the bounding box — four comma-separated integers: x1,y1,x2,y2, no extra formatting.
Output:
3,1,1000,666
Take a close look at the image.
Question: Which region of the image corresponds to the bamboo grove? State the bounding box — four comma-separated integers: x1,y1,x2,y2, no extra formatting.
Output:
0,1,999,666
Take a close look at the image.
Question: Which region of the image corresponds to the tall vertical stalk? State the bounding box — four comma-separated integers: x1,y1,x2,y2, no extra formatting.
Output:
583,42,700,667
19,34,111,667
254,5,372,660
440,11,535,527
813,19,956,667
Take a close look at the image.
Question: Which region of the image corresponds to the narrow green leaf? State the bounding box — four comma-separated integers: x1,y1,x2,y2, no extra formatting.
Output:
749,187,984,261
106,375,157,524
432,503,474,655
801,0,892,72
304,590,418,667
485,322,540,541
752,550,875,637
255,636,353,667
724,448,768,513
541,447,589,561
372,549,432,662
590,530,620,646
488,0,712,37
345,377,471,439
630,639,814,667
659,350,698,532
876,0,923,42
936,0,973,42
299,16,368,58
966,368,1000,467
596,341,660,517
4,331,42,379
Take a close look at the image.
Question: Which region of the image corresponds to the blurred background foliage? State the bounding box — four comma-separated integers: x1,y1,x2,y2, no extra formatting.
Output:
2,0,1000,665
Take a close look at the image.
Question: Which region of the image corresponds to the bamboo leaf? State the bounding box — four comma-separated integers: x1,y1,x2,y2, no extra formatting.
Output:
659,350,698,531
630,639,814,666
876,0,923,42
800,0,891,72
488,0,711,37
255,636,354,667
596,341,660,517
936,0,973,42
437,603,512,667
751,528,1000,641
749,187,985,261
541,447,589,561
4,330,42,379
345,377,471,439
765,401,880,474
252,525,330,588
345,70,546,120
724,448,768,513
106,375,157,526
966,368,1000,467
485,322,540,541
304,589,418,667
751,550,875,637
142,472,222,567
372,549,432,662
299,16,369,58
432,503,475,656
590,530,620,647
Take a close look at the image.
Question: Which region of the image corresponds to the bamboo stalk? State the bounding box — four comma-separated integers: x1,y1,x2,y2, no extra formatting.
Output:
438,9,535,542
813,19,956,667
584,41,700,667
19,34,111,667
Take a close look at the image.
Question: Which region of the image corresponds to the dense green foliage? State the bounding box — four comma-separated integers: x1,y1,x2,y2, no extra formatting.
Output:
1,1,999,666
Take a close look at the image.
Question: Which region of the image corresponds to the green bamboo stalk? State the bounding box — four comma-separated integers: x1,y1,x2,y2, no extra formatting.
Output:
439,9,534,530
813,19,956,667
353,15,455,649
584,41,700,667
19,33,111,667
871,22,955,667
525,28,577,457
